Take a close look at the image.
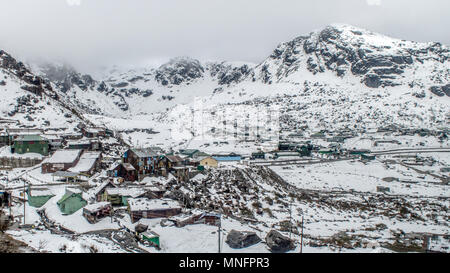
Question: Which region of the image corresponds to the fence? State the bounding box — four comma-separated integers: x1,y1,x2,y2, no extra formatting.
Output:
0,157,43,169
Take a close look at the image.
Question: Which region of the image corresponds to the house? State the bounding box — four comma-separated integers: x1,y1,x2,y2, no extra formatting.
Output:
81,127,106,138
61,132,83,140
251,152,265,160
199,156,218,168
173,211,221,227
361,154,376,161
326,136,346,143
278,142,293,151
68,151,102,177
123,148,161,178
192,151,210,159
144,185,165,199
424,234,450,253
27,188,54,208
42,149,83,173
148,146,164,154
45,134,63,150
318,148,334,155
0,190,11,207
66,139,91,150
179,149,200,158
163,155,185,170
212,153,242,162
139,231,160,249
128,198,182,223
0,129,10,147
103,187,148,206
377,186,390,193
66,139,101,151
110,162,138,182
93,180,117,202
172,166,190,182
348,149,371,155
12,135,49,156
82,202,113,224
57,188,87,215
298,144,313,157
7,128,43,140
52,171,80,183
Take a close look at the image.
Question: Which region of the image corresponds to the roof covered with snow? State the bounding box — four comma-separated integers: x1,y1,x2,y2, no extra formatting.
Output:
128,198,181,211
29,188,54,197
43,149,82,164
83,202,111,213
105,187,146,197
68,152,101,173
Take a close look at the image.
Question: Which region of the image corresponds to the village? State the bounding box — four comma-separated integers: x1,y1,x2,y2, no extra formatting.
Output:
0,120,449,253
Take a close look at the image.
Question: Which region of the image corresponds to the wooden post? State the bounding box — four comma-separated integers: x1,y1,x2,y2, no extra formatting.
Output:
300,215,304,253
218,215,222,253
289,202,292,239
23,179,26,225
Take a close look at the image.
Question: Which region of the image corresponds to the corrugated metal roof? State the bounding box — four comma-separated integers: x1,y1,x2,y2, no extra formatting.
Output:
130,148,158,158
14,135,48,142
212,156,241,161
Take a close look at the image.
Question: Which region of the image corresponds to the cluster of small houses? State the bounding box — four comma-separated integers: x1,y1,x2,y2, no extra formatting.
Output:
22,181,221,248
1,125,380,249
0,127,250,248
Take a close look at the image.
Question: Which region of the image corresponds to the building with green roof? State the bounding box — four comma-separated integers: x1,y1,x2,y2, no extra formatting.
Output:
12,135,49,156
27,188,55,208
57,188,87,215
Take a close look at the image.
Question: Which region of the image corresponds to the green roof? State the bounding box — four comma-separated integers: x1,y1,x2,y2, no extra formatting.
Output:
14,135,47,142
57,193,73,205
57,192,83,204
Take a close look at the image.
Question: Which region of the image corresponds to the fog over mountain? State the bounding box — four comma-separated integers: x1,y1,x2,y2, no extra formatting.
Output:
0,0,449,72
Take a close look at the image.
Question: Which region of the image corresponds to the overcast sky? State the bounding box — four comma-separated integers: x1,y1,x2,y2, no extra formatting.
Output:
0,0,449,71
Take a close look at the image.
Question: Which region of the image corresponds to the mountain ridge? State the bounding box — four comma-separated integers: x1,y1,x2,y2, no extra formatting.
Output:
1,24,448,132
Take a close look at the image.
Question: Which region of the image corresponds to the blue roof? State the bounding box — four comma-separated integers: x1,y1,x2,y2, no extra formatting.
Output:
212,156,241,161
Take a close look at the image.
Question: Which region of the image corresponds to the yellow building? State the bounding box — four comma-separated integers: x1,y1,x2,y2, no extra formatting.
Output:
199,157,218,168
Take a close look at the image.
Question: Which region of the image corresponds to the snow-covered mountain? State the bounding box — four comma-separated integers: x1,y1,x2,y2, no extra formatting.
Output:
3,24,449,132
253,24,448,90
0,50,84,130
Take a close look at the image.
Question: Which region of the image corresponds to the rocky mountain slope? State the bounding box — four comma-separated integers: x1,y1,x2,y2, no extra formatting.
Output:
3,24,449,132
0,50,85,130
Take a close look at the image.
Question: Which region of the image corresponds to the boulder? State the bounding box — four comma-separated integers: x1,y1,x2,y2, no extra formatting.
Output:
265,230,295,253
225,229,262,249
134,223,148,233
363,74,382,88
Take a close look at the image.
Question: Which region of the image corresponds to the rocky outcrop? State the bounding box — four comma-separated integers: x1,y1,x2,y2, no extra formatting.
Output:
430,84,450,97
208,62,252,86
256,24,449,92
0,50,53,96
155,57,204,86
134,223,148,233
265,230,295,253
225,229,262,249
39,63,96,92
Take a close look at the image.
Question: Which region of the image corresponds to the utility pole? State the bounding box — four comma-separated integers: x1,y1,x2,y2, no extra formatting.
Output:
289,202,292,239
300,215,304,253
218,214,222,253
23,179,26,225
